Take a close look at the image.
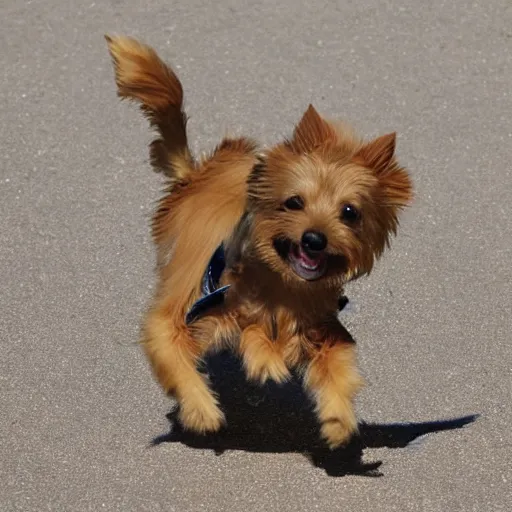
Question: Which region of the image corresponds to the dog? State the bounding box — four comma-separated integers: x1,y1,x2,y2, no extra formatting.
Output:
106,35,413,449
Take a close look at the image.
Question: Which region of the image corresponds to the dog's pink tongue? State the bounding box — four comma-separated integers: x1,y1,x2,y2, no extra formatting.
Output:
299,246,321,266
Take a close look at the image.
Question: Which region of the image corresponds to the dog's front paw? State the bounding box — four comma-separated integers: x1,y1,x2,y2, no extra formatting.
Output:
243,350,291,385
240,326,291,385
320,417,358,449
178,391,225,434
247,358,291,385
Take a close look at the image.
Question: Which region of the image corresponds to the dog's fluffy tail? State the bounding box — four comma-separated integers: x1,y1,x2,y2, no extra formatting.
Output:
106,35,260,325
106,35,193,182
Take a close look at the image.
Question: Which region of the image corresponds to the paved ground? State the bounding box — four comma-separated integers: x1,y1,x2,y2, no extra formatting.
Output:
1,0,511,510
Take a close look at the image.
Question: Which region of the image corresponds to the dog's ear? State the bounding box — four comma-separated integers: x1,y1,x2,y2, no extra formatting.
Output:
354,133,413,208
288,104,336,153
353,133,396,174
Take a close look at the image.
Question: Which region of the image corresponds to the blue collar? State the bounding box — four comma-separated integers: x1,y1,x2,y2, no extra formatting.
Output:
185,245,230,324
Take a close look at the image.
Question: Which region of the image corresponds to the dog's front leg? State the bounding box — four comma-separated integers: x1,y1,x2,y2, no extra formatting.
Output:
143,306,237,434
239,324,291,384
303,340,363,449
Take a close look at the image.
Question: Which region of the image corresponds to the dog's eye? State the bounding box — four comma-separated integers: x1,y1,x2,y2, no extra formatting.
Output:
283,195,305,210
340,204,360,223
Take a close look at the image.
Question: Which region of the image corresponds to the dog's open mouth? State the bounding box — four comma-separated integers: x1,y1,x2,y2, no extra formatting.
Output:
273,238,327,281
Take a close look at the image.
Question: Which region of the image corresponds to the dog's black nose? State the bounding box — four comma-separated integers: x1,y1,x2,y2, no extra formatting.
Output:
301,231,327,252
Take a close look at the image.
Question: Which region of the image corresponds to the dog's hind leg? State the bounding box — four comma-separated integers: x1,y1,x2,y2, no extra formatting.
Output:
143,305,224,433
143,302,239,433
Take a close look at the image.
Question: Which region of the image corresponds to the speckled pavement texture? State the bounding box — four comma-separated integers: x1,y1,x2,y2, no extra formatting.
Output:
1,0,511,510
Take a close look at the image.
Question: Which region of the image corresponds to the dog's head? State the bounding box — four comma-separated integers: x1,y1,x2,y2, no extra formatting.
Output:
245,105,413,290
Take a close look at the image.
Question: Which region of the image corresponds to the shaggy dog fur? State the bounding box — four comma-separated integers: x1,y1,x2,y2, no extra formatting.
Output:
106,35,412,448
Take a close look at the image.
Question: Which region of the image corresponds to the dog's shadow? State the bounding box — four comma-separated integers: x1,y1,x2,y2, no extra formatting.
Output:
152,351,478,477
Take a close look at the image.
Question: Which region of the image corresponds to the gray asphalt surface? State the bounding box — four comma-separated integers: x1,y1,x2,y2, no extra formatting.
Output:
1,0,511,510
